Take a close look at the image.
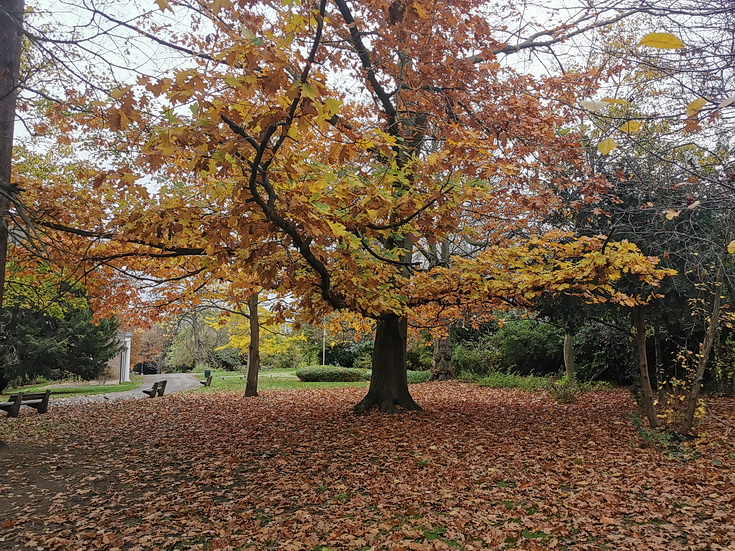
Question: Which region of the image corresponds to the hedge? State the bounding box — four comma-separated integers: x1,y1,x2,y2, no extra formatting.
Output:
295,366,370,382
296,366,431,383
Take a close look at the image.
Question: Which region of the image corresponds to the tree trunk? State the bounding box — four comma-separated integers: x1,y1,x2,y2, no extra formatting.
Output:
563,329,575,381
632,306,659,428
354,314,422,413
191,309,203,369
683,275,722,433
654,328,665,402
0,0,24,313
430,334,453,381
245,292,260,397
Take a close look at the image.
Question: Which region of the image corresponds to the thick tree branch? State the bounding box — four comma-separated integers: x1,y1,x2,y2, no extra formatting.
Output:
332,0,398,134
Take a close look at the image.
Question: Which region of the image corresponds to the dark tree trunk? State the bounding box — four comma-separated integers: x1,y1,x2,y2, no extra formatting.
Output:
563,329,575,381
632,306,659,428
354,314,422,413
0,0,24,314
245,292,260,397
430,334,453,381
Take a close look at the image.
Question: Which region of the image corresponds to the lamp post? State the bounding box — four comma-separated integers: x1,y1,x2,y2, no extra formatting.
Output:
322,328,326,366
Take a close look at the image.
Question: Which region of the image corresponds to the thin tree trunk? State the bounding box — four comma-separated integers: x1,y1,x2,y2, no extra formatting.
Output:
683,274,723,433
633,306,659,428
563,329,575,381
191,309,203,369
654,328,665,402
245,292,260,397
354,314,421,413
430,334,453,381
0,0,24,313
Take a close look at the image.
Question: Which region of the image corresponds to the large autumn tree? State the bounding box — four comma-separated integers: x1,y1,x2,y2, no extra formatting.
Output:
15,0,678,411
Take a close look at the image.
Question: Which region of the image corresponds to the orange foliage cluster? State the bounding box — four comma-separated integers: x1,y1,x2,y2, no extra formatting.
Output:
14,0,671,325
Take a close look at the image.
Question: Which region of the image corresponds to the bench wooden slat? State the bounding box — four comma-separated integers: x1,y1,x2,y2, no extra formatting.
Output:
0,392,24,417
142,380,167,398
1,390,51,416
142,381,159,398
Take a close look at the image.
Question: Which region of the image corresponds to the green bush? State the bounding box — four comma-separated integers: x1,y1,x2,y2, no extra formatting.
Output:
573,321,635,383
352,353,373,371
407,344,433,371
263,342,305,370
325,341,373,367
477,371,548,391
295,366,431,383
296,366,371,382
547,376,578,403
206,346,242,371
407,370,431,383
452,338,500,377
491,320,563,375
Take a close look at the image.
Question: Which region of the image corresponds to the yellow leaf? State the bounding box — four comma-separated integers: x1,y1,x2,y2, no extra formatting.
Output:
110,86,131,99
597,137,617,155
727,240,735,254
686,97,707,117
618,121,642,133
665,209,680,220
602,97,629,106
639,32,685,49
323,98,343,117
154,0,172,11
411,0,428,18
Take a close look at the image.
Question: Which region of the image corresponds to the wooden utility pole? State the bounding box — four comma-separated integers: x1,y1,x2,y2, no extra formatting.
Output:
0,0,25,312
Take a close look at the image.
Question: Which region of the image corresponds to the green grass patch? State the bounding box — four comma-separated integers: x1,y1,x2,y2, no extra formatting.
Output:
2,376,143,399
198,372,369,392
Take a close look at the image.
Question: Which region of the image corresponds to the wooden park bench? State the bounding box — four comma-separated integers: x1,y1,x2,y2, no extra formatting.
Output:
142,380,167,398
200,375,213,387
0,390,52,417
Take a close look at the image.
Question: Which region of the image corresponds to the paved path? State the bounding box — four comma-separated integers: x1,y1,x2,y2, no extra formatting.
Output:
50,373,203,406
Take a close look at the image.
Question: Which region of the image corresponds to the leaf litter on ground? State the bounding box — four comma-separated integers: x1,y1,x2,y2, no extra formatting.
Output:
0,381,733,550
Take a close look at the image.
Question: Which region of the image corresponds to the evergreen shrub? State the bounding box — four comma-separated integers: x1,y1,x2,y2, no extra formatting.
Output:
451,338,500,377
490,320,563,375
407,370,431,383
296,366,371,382
295,366,432,383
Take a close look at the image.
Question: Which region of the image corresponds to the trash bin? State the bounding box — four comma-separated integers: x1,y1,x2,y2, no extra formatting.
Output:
204,369,211,379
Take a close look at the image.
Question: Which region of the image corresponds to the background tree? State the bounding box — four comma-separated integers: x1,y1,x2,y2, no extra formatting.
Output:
0,281,119,391
570,14,735,428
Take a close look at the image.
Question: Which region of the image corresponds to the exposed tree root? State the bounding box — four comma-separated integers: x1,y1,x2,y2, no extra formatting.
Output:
354,393,423,413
